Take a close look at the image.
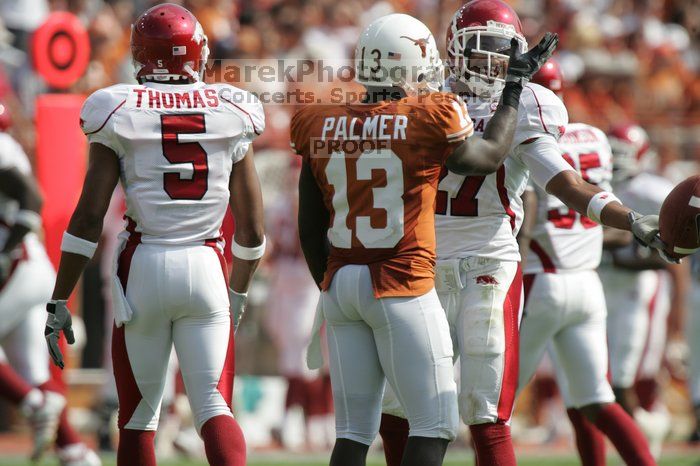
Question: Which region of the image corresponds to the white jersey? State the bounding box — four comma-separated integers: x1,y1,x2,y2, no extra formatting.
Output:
436,83,570,261
80,81,265,245
524,123,613,274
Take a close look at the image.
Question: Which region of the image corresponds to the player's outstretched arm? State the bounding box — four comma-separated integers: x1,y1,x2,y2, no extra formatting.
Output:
546,170,675,262
446,33,559,175
0,168,42,255
229,147,265,332
47,142,120,368
298,160,330,288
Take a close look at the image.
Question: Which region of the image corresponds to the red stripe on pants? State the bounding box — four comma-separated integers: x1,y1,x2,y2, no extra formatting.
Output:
113,223,143,429
205,239,235,408
496,263,523,421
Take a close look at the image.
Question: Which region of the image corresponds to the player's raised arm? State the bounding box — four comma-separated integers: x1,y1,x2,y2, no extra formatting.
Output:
446,33,559,175
228,146,265,332
297,160,330,288
46,142,120,368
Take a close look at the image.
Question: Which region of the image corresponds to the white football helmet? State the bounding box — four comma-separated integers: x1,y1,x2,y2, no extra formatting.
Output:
355,14,443,95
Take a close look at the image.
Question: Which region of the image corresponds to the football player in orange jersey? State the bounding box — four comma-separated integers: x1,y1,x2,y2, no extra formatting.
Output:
292,13,557,466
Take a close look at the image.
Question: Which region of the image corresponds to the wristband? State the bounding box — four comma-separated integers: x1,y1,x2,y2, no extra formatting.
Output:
586,191,621,224
60,232,98,259
232,236,266,260
15,210,42,231
500,81,523,110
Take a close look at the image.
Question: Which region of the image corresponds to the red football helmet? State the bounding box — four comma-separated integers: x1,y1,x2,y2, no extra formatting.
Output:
608,124,652,179
531,59,563,94
446,0,527,96
130,3,209,83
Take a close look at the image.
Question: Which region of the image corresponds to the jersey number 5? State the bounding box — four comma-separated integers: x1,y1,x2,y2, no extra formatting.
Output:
161,114,208,200
325,149,404,249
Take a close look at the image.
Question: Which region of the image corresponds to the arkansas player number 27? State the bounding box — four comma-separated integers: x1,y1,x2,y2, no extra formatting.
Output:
325,149,404,249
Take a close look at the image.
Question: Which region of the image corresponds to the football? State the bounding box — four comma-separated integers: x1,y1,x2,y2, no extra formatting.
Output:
659,175,700,260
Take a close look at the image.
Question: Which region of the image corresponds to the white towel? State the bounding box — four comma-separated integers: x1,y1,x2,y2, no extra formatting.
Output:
306,298,325,370
111,239,134,327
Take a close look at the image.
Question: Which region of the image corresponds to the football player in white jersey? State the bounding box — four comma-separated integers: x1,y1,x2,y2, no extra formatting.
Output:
43,5,265,466
379,1,669,465
601,123,686,457
0,111,101,465
516,60,655,466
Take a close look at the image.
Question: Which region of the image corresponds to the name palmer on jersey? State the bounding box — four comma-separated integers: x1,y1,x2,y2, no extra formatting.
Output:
80,82,265,245
436,82,571,262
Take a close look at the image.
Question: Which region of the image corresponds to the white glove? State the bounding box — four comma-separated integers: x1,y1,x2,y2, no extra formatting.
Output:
229,289,247,334
45,300,75,369
628,212,680,264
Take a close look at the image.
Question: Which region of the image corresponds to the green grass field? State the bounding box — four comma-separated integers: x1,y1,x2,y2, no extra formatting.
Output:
3,452,699,466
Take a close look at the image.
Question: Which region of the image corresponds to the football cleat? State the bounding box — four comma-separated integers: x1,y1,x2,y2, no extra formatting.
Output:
58,443,102,466
21,390,66,461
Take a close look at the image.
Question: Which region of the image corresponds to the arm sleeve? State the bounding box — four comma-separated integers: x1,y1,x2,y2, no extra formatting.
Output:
229,91,265,164
80,88,122,153
512,85,568,148
427,94,474,144
517,135,575,189
290,106,312,162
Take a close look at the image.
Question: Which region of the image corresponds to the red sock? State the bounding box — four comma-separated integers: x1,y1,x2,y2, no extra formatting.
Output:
567,408,606,466
37,380,83,448
118,429,156,466
0,362,32,403
56,408,83,448
379,413,409,466
593,403,656,466
200,415,246,466
634,378,658,412
469,422,516,466
285,376,305,409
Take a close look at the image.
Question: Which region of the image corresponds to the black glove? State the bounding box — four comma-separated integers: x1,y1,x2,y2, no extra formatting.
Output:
500,32,559,109
506,32,559,86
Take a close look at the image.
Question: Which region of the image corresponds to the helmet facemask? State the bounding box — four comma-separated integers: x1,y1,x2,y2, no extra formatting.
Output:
448,22,526,97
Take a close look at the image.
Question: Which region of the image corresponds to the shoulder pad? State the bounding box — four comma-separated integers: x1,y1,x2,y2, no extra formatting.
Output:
514,83,568,146
289,104,318,157
80,84,130,135
215,84,265,136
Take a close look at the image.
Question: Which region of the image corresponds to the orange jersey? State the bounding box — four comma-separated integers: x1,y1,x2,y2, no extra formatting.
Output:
291,92,473,298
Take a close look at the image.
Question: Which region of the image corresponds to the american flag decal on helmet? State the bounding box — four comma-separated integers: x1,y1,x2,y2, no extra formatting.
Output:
388,51,402,60
173,46,187,56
